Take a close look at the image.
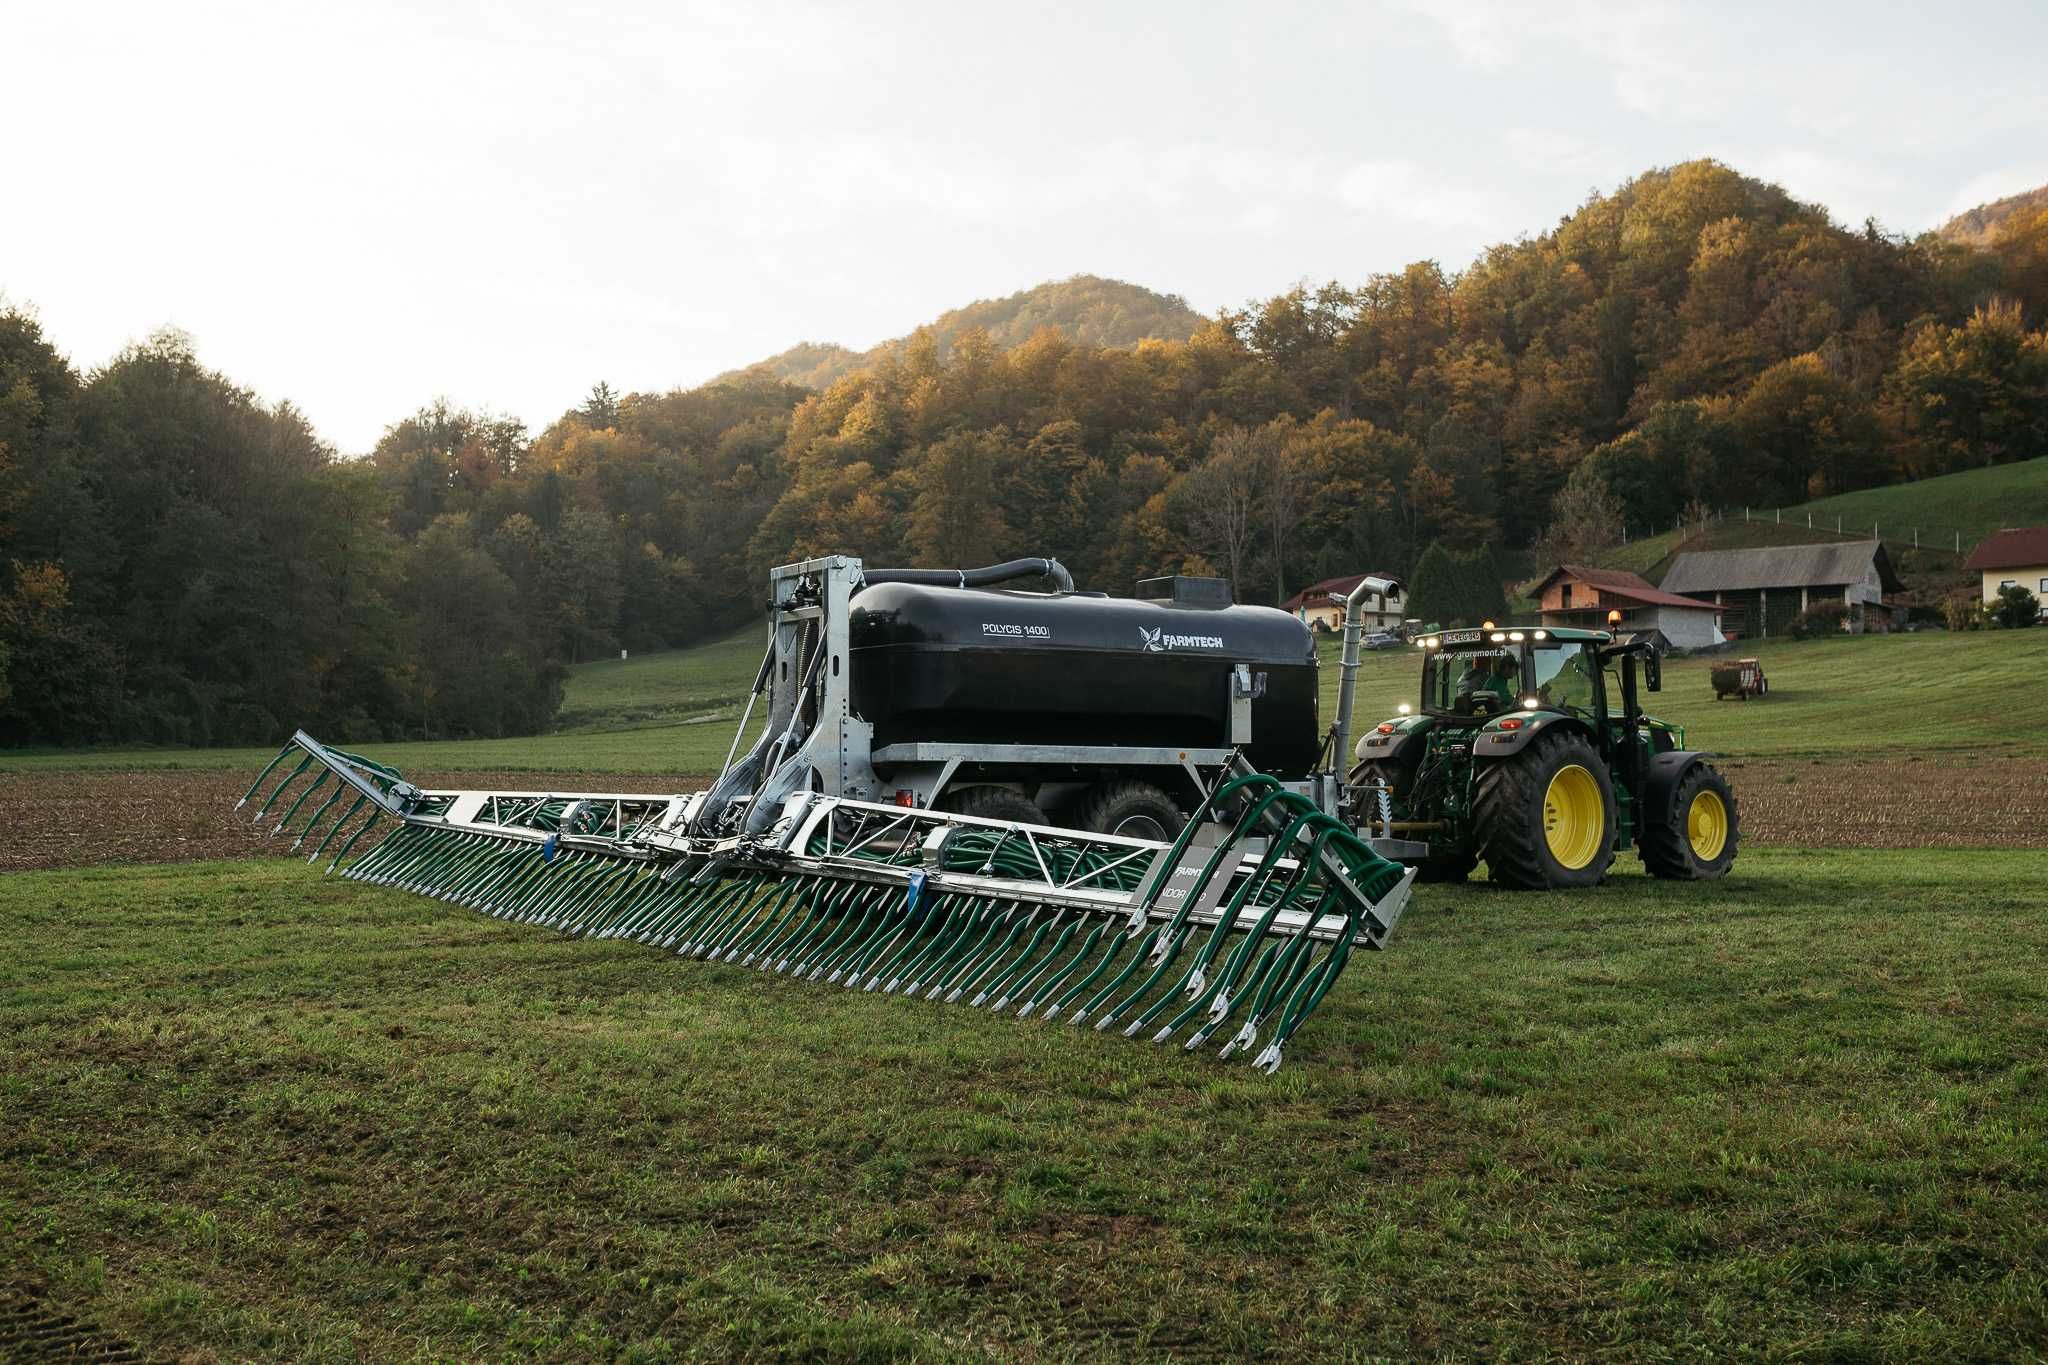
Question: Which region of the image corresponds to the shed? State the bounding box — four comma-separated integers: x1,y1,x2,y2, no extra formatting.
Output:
1660,542,1904,637
1528,565,1725,650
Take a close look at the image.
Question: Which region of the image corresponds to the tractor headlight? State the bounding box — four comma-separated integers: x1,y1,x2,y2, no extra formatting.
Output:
1397,703,1412,715
1523,696,1539,709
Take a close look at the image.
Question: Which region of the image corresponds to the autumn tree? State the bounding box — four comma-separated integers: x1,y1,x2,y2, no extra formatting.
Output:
1530,465,1626,570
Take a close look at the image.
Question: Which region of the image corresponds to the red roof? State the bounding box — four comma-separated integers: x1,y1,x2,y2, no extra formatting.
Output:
1532,563,1724,613
1279,573,1403,612
1964,527,2048,572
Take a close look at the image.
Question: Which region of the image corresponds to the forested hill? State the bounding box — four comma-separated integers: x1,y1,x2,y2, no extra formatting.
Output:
715,275,1206,388
6,159,2048,749
1938,184,2048,248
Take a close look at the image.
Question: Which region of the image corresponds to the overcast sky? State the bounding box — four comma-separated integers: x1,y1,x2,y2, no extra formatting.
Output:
6,0,2045,453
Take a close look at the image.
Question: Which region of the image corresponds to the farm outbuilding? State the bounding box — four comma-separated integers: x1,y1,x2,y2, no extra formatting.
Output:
1661,542,1904,638
1280,573,1405,631
1529,564,1726,650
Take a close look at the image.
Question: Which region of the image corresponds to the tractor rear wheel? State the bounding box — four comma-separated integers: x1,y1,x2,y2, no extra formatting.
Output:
945,786,1047,826
1351,760,1476,882
1640,763,1740,879
1080,780,1184,842
1473,730,1617,889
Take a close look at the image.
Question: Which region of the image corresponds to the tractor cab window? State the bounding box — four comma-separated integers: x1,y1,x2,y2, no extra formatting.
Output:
1425,647,1519,718
1531,641,1602,717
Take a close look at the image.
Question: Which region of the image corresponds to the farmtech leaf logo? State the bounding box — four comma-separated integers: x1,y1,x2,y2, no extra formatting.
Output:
1140,627,1223,652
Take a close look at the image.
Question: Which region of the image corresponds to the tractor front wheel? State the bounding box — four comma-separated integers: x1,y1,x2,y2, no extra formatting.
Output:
1473,731,1618,889
1640,763,1739,879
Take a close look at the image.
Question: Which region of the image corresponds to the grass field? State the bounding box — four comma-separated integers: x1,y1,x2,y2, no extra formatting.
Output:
8,622,2042,779
556,629,767,733
5,850,2044,1359
5,579,2045,1357
1785,455,2048,547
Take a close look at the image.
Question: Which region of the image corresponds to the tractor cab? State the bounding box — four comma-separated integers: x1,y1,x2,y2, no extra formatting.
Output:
1418,625,1610,725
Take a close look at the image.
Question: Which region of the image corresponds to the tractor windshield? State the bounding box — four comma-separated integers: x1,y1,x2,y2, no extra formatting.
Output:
1530,641,1602,718
1423,646,1520,719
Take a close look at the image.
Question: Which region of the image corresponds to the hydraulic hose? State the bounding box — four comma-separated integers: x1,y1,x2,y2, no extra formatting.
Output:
860,557,1075,593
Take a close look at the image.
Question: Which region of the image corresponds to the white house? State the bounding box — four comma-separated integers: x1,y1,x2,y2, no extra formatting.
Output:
1279,573,1405,632
1964,527,2048,610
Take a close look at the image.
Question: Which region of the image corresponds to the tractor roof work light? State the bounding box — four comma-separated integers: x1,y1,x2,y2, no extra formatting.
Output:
1397,702,1412,715
1523,696,1539,709
1508,631,1525,642
1489,632,1506,643
1533,630,1548,640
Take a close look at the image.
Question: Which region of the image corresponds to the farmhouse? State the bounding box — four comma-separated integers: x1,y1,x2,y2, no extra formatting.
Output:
1280,573,1404,631
1529,564,1726,650
1963,526,2048,609
1661,541,1904,637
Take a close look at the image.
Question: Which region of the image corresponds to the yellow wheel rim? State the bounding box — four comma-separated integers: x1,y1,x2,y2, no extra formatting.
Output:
1686,788,1729,862
1541,764,1604,870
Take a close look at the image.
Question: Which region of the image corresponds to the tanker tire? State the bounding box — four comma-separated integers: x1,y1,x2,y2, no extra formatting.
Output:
1352,760,1473,882
1080,781,1185,842
1639,762,1740,880
945,786,1047,826
1473,729,1617,890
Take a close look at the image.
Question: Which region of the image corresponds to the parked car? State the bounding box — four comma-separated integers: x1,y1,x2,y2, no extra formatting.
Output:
1363,631,1403,650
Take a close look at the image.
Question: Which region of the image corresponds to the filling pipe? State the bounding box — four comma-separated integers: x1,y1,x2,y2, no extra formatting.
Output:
1331,575,1402,787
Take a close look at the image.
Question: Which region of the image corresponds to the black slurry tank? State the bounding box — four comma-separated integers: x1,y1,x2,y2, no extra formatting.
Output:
847,577,1320,776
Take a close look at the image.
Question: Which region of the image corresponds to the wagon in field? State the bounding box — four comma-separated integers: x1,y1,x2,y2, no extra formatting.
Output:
1711,658,1768,701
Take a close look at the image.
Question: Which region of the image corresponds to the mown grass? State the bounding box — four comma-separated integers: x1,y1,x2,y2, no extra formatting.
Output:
7,622,2042,776
1786,455,2048,547
555,628,765,733
4,850,2045,1359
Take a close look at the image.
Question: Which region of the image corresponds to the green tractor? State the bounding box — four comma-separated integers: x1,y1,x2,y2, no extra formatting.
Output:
1348,623,1738,888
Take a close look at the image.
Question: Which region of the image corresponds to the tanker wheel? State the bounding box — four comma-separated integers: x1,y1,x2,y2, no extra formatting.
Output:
944,786,1047,826
1639,762,1740,880
1351,760,1473,882
1473,730,1617,889
1080,781,1185,842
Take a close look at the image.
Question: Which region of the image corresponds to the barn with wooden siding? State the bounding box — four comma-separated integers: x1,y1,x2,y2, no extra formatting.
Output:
1660,542,1904,638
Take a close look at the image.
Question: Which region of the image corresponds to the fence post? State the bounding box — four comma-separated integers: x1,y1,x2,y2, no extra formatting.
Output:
1776,508,1781,523
1807,512,1812,527
1913,528,1918,548
1955,531,1960,553
1744,507,1750,522
1837,515,1842,532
